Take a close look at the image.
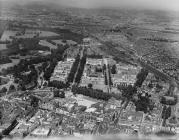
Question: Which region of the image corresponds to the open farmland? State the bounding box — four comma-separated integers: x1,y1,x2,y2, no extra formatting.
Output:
0,59,20,72
0,44,7,50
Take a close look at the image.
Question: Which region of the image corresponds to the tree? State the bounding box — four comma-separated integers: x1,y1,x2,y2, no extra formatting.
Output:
30,96,39,108
53,89,60,97
14,79,19,84
43,61,57,81
43,82,48,87
72,86,111,101
9,85,15,91
122,85,137,101
134,68,148,87
1,87,7,93
53,89,65,98
135,93,154,114
88,83,93,89
21,85,26,91
162,106,171,120
148,82,153,89
111,65,117,74
104,72,108,85
0,111,2,121
59,91,65,98
42,62,48,71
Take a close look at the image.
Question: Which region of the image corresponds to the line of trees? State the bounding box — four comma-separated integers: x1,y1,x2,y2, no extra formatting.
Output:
48,80,69,89
103,64,106,74
72,86,112,101
75,54,87,84
0,87,7,97
104,72,108,85
67,54,80,83
104,64,113,86
161,105,171,126
108,65,113,86
1,119,19,137
144,37,177,43
9,84,16,91
43,59,58,81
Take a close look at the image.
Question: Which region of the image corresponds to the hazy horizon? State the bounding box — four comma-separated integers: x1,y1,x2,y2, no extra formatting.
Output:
0,0,179,12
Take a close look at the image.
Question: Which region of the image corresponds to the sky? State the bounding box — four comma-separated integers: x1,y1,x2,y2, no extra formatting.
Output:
0,0,179,11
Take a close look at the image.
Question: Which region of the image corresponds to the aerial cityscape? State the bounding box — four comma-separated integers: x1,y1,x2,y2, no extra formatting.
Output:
0,0,179,139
